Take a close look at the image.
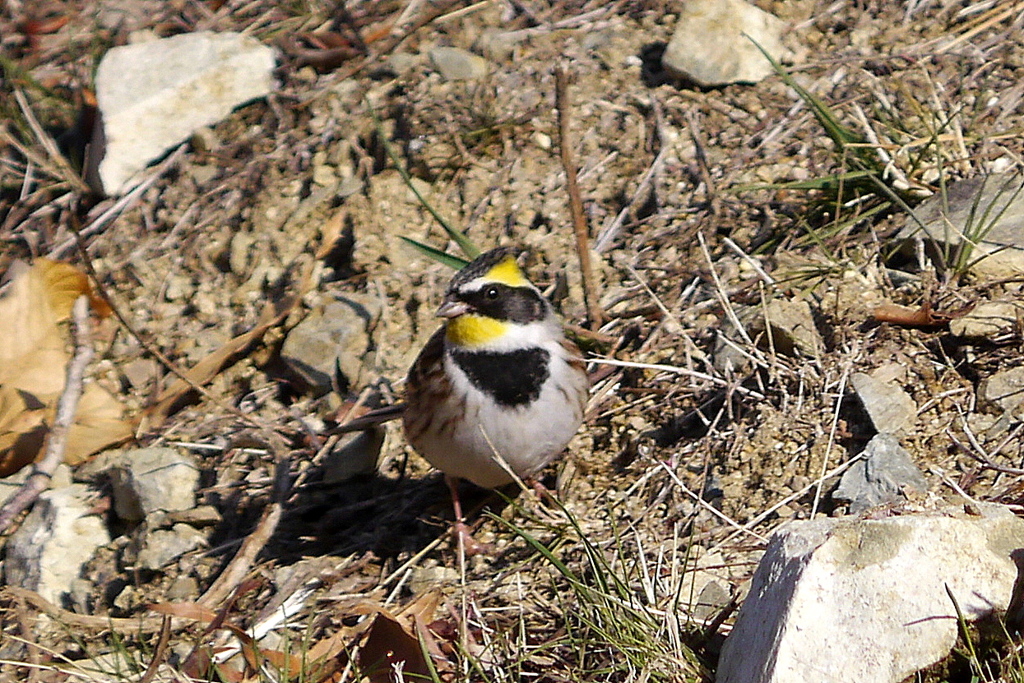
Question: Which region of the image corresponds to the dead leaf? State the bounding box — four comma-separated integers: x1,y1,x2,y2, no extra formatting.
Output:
359,611,432,683
0,260,130,475
0,386,47,476
63,385,133,464
149,601,221,623
0,261,67,373
872,300,975,328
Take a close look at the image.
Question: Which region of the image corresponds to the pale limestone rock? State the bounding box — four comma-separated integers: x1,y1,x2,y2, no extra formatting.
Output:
662,0,788,86
717,504,1024,683
88,31,276,195
4,485,111,604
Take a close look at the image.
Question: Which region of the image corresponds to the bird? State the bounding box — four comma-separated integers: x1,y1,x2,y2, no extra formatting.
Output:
341,246,589,549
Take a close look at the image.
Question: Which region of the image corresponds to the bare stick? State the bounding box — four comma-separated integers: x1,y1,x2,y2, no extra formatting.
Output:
0,296,92,534
196,455,289,609
555,66,603,330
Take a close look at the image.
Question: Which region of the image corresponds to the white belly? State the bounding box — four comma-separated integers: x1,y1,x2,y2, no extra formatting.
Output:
408,346,585,488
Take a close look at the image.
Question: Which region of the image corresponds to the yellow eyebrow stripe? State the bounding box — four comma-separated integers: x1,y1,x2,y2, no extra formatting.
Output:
484,257,528,287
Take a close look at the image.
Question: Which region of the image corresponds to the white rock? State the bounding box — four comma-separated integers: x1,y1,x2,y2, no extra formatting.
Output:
662,0,789,86
717,504,1024,683
87,31,277,195
4,485,111,604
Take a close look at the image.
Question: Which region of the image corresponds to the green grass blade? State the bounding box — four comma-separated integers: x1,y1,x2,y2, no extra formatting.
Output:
367,104,481,259
400,236,471,270
748,37,865,151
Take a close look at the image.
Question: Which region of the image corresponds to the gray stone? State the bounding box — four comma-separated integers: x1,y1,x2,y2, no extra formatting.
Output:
87,31,277,195
713,298,822,373
898,173,1024,279
135,523,208,570
108,447,200,522
429,46,490,80
757,299,821,358
851,372,917,434
662,0,788,86
833,433,928,513
950,301,1020,338
323,429,384,484
4,485,111,604
166,575,201,601
281,295,380,396
717,503,1024,683
980,366,1024,415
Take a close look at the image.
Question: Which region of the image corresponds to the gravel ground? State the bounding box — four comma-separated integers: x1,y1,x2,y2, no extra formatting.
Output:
3,1,1024,681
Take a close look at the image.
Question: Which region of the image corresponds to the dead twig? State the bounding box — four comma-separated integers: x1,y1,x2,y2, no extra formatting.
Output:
555,65,603,330
0,296,92,535
138,616,172,683
197,455,290,609
13,88,91,194
949,419,1024,476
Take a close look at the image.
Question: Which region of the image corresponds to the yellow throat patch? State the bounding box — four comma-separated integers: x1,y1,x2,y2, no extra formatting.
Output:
484,256,529,287
446,314,507,348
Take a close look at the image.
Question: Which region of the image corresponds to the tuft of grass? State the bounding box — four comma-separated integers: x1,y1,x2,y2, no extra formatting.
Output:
490,496,711,682
737,41,938,258
926,171,1024,280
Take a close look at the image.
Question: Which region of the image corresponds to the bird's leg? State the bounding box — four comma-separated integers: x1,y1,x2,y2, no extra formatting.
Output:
446,475,490,556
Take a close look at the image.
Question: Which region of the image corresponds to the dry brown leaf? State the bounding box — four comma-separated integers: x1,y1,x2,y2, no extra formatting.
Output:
315,208,346,260
0,386,47,477
63,384,134,465
0,260,130,475
148,601,221,623
358,611,432,683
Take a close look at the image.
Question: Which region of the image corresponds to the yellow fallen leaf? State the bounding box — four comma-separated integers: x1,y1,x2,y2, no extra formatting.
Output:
64,384,134,465
0,261,66,378
0,260,131,474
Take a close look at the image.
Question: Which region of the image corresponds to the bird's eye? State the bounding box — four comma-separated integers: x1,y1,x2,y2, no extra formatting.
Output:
484,285,500,300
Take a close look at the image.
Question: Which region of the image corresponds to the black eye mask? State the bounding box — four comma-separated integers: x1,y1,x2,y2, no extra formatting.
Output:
457,283,548,324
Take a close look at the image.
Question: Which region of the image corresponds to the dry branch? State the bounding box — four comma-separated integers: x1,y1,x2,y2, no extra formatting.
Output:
555,65,604,330
0,296,92,534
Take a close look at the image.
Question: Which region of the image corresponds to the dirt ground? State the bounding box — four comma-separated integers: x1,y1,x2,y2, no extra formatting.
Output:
3,1,1024,681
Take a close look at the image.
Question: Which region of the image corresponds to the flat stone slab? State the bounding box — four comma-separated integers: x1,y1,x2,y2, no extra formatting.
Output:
898,173,1024,279
87,31,276,195
717,503,1024,683
850,371,917,435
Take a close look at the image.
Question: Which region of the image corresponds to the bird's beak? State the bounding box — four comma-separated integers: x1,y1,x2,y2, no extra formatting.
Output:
436,299,472,319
